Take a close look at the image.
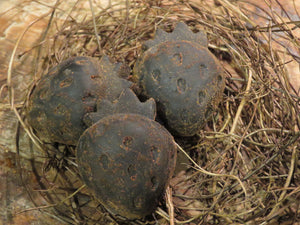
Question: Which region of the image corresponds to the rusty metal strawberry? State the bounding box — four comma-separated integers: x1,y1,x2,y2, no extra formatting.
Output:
134,22,225,136
76,113,177,220
27,56,131,145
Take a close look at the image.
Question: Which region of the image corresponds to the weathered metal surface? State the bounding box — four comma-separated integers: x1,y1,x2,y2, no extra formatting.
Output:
26,56,131,145
134,22,225,136
76,113,177,220
0,0,299,224
84,88,156,126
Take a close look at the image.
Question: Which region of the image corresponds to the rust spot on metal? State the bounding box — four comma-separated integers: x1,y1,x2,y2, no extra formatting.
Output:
130,175,137,181
122,136,133,147
150,176,159,191
172,52,183,65
59,77,73,88
151,69,161,83
197,90,206,105
177,78,187,93
98,154,109,170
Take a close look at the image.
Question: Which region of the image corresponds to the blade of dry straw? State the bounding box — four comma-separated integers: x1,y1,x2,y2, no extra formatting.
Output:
176,143,248,198
7,13,52,151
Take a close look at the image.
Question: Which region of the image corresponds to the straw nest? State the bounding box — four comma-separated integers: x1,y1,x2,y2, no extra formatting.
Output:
6,0,300,224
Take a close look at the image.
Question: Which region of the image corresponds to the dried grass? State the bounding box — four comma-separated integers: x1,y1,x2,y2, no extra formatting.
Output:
4,0,300,224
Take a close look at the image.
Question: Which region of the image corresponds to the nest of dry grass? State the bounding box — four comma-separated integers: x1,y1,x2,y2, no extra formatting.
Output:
7,0,300,224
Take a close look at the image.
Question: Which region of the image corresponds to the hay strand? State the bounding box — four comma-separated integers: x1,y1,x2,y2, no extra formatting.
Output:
4,0,299,224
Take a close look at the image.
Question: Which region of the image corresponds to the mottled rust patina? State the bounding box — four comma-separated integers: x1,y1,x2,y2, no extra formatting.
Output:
27,56,131,145
134,22,225,136
76,113,177,220
83,88,156,126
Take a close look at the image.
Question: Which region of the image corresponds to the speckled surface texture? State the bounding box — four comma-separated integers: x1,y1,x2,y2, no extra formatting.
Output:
27,56,131,145
0,0,299,224
134,23,225,136
77,113,177,220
